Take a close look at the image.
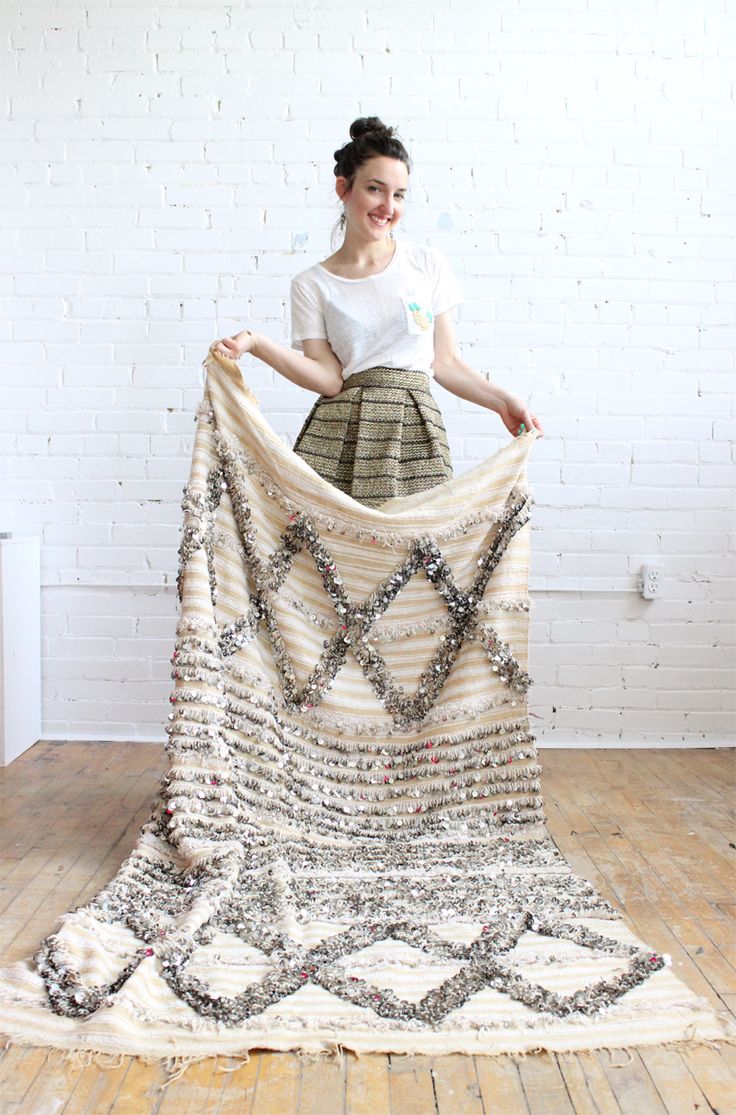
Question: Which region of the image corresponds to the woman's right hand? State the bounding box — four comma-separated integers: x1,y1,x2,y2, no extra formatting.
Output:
209,330,256,360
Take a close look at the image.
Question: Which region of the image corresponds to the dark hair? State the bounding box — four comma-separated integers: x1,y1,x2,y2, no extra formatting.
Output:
333,116,411,193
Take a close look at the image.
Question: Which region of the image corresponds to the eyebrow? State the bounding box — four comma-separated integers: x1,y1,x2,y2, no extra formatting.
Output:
367,179,407,191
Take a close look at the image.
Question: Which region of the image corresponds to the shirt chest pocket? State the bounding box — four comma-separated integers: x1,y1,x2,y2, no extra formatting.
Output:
401,296,435,335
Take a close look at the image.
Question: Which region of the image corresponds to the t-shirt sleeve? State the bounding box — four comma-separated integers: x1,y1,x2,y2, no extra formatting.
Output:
430,249,463,318
290,276,328,350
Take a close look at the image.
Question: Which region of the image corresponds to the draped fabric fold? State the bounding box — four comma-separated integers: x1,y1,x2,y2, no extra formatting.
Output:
0,353,732,1060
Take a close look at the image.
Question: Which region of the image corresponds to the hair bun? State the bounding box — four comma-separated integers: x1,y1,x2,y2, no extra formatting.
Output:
332,116,410,184
349,116,394,141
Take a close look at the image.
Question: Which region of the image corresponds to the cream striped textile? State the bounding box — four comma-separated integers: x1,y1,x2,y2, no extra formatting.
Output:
0,353,733,1062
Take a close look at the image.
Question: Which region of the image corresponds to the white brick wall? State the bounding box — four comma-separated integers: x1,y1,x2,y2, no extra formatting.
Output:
2,0,734,747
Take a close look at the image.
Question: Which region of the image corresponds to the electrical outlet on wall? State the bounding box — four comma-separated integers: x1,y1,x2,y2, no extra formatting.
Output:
638,564,662,599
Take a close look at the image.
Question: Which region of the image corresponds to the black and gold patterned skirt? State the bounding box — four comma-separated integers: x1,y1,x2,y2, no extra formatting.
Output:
292,366,453,507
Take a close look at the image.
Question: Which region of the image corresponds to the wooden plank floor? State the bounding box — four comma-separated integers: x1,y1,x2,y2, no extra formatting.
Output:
1,742,734,1114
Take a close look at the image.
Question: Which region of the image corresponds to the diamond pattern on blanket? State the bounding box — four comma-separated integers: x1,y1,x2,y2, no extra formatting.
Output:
0,353,732,1061
205,488,532,728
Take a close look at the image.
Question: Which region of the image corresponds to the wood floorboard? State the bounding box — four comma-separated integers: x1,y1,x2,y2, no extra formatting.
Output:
0,742,733,1114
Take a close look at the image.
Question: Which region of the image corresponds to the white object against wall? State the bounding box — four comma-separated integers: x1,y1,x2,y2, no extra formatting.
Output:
1,1,734,746
0,537,42,765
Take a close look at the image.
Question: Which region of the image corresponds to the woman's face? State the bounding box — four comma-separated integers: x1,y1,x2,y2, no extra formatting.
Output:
338,156,409,241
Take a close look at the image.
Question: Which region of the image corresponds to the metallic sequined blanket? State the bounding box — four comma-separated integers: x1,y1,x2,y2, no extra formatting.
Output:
0,354,732,1061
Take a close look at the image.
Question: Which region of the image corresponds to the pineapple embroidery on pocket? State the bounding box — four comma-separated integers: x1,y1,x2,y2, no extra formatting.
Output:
407,301,434,332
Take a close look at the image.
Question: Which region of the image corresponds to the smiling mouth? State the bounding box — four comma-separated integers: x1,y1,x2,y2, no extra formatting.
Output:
369,215,390,226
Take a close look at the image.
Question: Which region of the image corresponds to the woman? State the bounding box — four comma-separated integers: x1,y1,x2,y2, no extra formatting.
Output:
210,116,543,506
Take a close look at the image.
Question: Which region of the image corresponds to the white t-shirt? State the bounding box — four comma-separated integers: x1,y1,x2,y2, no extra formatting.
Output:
289,239,463,381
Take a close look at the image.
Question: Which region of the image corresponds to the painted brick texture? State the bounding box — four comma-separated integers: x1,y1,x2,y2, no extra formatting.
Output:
2,1,734,745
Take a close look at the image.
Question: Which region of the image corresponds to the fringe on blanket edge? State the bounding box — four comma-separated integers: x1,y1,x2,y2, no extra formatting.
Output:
3,1024,734,1082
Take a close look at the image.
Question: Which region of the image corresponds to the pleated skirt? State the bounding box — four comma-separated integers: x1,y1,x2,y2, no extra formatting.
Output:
292,366,453,507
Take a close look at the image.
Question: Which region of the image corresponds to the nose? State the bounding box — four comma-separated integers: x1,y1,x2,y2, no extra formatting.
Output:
373,195,394,216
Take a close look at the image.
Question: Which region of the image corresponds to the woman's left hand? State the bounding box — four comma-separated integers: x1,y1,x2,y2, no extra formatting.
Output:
497,392,544,438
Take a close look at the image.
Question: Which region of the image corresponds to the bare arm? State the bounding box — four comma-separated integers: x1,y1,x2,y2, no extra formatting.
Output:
211,330,344,398
431,312,544,437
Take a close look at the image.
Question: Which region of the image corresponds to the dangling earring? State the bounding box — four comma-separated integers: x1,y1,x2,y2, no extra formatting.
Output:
339,208,346,230
389,228,395,240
